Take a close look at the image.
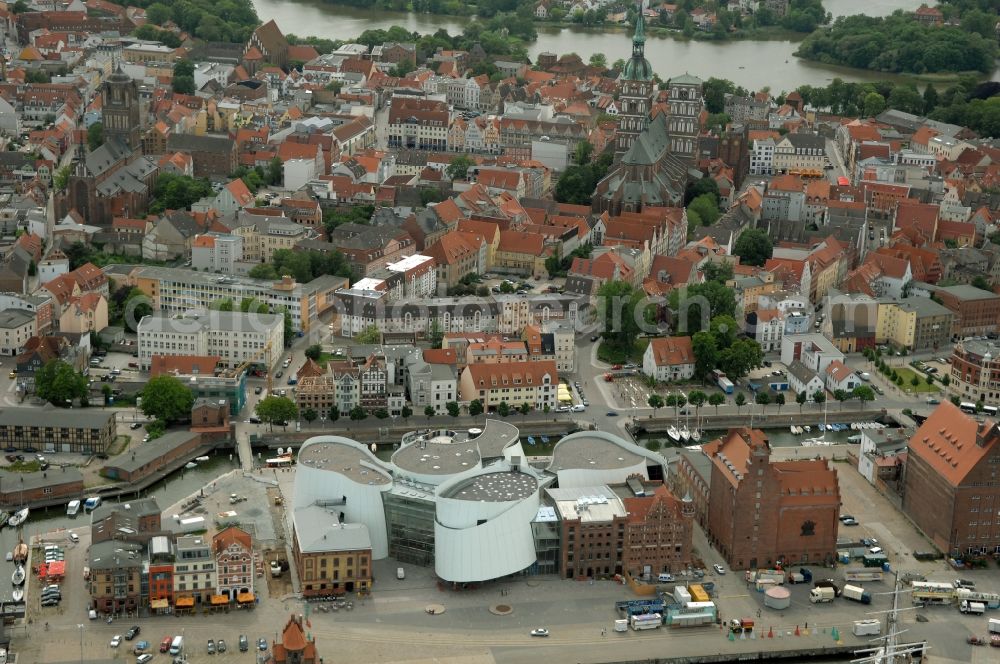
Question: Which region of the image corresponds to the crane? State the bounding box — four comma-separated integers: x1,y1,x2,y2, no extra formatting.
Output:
223,339,274,394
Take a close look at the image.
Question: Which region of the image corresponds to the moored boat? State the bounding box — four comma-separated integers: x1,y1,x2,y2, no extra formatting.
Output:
10,588,22,603
184,462,197,469
11,542,27,564
11,565,24,586
7,508,28,528
195,456,210,462
0,511,8,528
667,426,680,442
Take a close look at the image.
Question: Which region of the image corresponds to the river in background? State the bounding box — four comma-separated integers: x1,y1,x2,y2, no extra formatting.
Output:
252,0,1000,90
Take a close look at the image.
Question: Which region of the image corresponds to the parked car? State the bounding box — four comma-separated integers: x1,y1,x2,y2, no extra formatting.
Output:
129,422,142,430
125,626,140,640
133,641,150,655
713,564,727,575
258,638,268,651
207,639,216,655
137,655,153,664
217,639,227,653
530,628,549,637
842,518,859,526
110,636,122,648
590,335,599,342
239,635,249,652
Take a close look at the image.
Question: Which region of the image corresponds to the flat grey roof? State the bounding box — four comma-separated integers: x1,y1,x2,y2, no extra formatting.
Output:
0,407,115,429
0,308,35,328
138,310,282,333
392,439,480,475
445,470,537,502
473,419,519,459
0,465,82,492
102,431,200,474
935,284,999,301
549,433,644,471
90,540,143,570
298,440,392,485
294,505,373,552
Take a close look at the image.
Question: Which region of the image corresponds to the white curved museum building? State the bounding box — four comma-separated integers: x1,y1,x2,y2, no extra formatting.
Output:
292,420,666,584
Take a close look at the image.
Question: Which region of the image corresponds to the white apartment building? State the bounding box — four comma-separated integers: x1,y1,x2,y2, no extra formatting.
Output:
191,233,244,274
750,137,775,175
0,309,36,356
137,310,284,370
173,535,217,604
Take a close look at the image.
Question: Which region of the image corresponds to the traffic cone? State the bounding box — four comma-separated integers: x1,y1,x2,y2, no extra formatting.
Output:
768,627,773,638
795,625,800,636
831,626,840,641
728,630,735,642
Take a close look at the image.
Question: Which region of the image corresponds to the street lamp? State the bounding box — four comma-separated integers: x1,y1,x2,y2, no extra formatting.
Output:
78,623,84,664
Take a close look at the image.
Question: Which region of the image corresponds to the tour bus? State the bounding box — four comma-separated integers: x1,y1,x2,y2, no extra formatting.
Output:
983,405,998,417
960,402,978,414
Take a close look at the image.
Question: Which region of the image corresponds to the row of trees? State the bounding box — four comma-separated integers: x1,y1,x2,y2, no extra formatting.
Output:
650,384,877,417
248,247,354,283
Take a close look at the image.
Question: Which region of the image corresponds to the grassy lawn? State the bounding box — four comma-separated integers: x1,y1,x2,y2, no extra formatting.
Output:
891,368,940,394
597,338,650,365
4,460,40,473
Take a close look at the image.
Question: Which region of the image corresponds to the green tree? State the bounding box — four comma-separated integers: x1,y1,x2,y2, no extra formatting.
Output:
53,164,71,191
733,228,773,267
424,405,436,419
356,325,381,344
468,399,484,416
950,394,961,406
304,344,322,361
796,390,807,412
266,157,283,187
597,281,647,354
35,360,88,407
328,406,340,422
350,406,368,421
401,406,412,420
148,173,213,214
87,123,104,151
518,402,531,416
11,0,28,12
691,331,719,381
941,375,950,386
648,394,665,415
834,389,850,408
446,155,474,181
588,52,607,69
374,408,389,419
688,390,707,417
256,395,298,429
813,390,826,405
302,408,318,424
213,298,234,312
853,385,875,407
688,193,720,226
710,314,739,348
446,401,461,417
774,392,785,413
718,339,763,381
755,391,770,408
669,281,737,335
145,2,171,25
922,83,939,115
709,392,725,413
971,276,991,291
497,401,510,417
427,319,444,348
734,392,746,413
140,375,195,423
863,92,886,117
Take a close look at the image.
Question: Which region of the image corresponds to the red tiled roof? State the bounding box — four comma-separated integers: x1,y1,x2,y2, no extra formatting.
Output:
908,401,999,486
149,355,220,377
647,336,694,367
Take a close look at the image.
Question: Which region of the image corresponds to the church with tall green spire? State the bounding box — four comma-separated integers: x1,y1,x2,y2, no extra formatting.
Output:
616,6,656,155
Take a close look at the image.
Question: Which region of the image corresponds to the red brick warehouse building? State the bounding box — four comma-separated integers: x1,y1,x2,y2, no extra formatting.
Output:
700,428,841,570
902,401,1000,556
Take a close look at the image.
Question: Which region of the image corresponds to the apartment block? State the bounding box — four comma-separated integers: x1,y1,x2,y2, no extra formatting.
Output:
137,310,283,370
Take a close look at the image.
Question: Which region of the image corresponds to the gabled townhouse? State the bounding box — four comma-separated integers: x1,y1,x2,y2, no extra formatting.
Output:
641,336,695,383
213,526,254,602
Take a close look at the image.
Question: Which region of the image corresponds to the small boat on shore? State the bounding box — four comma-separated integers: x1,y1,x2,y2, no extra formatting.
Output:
11,542,27,564
540,435,550,444
804,425,811,433
527,436,536,445
11,588,22,603
11,565,24,586
7,508,28,528
184,462,197,469
66,500,80,517
195,456,210,462
0,511,8,529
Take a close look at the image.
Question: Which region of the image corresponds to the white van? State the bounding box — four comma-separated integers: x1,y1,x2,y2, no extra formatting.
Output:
571,404,586,412
396,567,405,580
169,635,184,655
